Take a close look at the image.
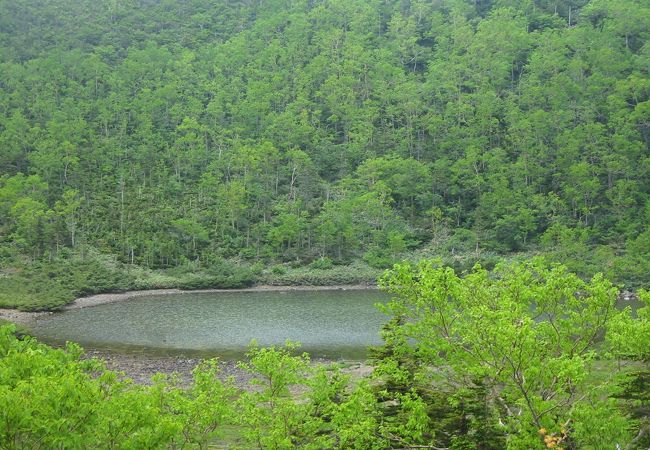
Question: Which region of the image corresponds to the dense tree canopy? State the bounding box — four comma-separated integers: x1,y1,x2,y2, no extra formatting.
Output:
0,0,649,286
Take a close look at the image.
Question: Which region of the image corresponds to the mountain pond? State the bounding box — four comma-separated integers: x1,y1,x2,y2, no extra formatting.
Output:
29,289,390,360
26,289,642,360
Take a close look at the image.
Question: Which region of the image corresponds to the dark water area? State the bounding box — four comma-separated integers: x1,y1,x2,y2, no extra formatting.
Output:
30,290,390,360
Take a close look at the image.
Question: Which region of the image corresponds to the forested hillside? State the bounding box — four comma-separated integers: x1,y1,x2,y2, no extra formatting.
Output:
1,0,649,291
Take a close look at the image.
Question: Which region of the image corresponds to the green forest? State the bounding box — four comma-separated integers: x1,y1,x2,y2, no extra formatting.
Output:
1,0,650,309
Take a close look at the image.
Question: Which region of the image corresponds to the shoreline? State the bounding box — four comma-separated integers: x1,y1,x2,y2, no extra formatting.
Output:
84,349,373,387
0,283,377,326
65,283,378,310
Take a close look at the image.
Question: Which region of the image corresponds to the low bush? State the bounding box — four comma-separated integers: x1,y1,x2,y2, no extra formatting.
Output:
0,319,29,336
308,257,333,270
263,262,382,286
270,264,287,275
0,271,75,311
130,269,179,290
0,255,258,310
362,251,395,269
175,271,256,290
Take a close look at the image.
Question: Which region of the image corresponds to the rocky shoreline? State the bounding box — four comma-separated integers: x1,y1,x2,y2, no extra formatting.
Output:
64,283,377,310
83,349,254,387
0,308,52,327
83,349,373,388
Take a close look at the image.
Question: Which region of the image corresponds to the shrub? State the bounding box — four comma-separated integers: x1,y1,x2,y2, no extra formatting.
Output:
263,262,381,286
309,257,333,270
270,264,287,275
362,251,395,269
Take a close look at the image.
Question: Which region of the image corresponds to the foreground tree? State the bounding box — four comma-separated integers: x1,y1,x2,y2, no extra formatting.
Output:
378,259,645,448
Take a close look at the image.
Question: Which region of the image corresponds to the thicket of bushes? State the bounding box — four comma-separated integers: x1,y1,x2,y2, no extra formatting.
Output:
0,254,258,311
0,252,387,311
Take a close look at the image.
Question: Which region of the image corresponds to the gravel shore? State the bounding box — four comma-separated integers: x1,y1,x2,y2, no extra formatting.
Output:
0,308,51,326
84,349,373,388
83,349,255,386
64,284,376,310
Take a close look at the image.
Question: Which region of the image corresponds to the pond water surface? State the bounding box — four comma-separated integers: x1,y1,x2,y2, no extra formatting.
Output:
31,289,390,360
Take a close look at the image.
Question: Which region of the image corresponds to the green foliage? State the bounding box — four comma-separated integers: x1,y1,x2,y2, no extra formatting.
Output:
612,227,650,289
0,0,650,441
378,259,645,448
362,250,396,270
0,319,29,337
608,289,650,361
235,342,334,449
270,264,288,275
0,0,647,288
309,257,333,270
330,382,386,449
1,262,649,448
0,254,256,310
0,255,135,311
263,262,382,286
0,273,74,311
0,325,234,448
169,263,256,290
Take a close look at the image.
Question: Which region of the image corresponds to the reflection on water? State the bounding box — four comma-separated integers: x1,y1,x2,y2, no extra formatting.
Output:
30,290,390,360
